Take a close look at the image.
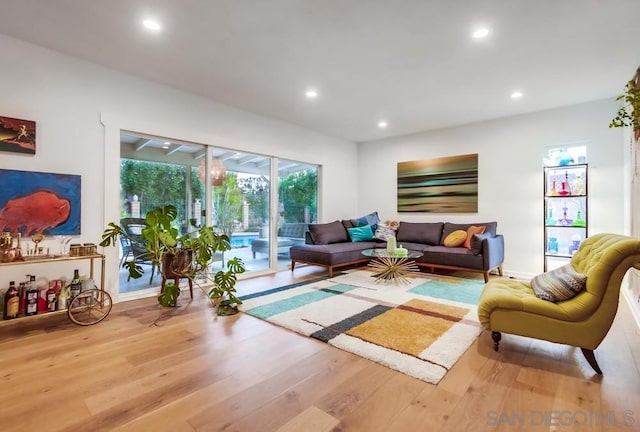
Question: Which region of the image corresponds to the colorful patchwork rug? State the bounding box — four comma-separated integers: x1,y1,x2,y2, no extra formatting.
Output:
239,269,485,384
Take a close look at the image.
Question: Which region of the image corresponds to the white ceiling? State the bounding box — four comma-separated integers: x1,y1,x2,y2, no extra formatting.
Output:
0,0,638,142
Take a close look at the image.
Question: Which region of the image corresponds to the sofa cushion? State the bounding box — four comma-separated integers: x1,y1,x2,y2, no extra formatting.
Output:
308,221,349,245
463,225,486,248
290,242,378,265
441,222,498,244
347,225,374,242
530,263,587,302
444,230,467,247
396,222,443,246
418,245,484,270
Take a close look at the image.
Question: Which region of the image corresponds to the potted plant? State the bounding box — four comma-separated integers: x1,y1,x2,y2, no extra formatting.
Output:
99,205,246,313
610,66,640,141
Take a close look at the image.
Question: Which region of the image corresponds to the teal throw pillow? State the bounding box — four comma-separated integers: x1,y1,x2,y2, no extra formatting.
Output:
347,225,374,242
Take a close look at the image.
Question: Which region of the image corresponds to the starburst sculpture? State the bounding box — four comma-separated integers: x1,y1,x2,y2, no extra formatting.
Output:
367,256,420,284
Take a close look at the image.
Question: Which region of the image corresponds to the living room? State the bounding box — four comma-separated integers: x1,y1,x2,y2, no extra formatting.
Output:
1,2,639,430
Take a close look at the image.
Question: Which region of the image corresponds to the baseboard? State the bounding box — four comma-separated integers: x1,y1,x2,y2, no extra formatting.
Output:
499,269,536,281
622,284,640,331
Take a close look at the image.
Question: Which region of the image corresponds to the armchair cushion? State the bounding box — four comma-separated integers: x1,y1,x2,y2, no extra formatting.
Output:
530,263,587,302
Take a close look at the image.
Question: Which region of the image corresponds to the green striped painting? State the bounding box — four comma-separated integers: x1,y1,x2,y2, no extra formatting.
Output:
397,153,478,213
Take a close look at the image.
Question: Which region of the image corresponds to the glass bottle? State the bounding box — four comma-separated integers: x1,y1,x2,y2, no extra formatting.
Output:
69,269,82,299
57,285,68,311
25,275,38,316
571,174,585,195
545,207,556,226
573,210,586,227
3,281,19,320
46,282,57,312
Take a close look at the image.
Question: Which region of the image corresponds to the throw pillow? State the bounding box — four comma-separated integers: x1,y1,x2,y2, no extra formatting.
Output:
443,230,467,247
308,221,349,245
350,211,380,231
530,263,587,302
469,233,489,255
347,225,374,242
374,223,398,241
463,225,486,248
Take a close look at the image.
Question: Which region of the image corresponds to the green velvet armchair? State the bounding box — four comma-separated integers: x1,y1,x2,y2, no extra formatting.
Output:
478,233,640,374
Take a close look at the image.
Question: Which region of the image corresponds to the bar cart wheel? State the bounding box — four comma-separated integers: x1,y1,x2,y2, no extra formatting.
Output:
67,288,113,326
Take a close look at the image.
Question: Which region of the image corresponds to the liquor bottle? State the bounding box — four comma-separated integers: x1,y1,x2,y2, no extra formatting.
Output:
69,269,82,300
25,275,38,316
46,282,57,312
57,285,68,311
18,281,26,315
3,281,19,320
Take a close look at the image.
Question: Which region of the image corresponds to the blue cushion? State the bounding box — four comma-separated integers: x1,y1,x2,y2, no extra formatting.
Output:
347,225,374,242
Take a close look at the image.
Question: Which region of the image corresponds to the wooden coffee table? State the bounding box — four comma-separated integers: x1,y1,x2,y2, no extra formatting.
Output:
361,248,423,284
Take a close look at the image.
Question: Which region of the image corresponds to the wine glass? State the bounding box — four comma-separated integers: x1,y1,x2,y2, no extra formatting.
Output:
55,235,72,255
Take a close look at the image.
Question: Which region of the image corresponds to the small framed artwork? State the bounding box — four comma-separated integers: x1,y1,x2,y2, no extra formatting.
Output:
398,153,478,213
0,169,81,235
0,116,36,155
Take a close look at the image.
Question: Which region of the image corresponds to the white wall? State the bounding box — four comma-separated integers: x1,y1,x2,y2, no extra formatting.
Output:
0,33,629,288
358,99,627,277
0,34,358,297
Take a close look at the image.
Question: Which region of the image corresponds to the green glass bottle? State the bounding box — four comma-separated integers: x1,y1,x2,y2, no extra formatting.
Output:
572,211,586,227
70,269,82,299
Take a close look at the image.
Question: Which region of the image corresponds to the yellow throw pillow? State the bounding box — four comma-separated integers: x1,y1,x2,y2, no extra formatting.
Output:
464,225,486,248
444,230,467,247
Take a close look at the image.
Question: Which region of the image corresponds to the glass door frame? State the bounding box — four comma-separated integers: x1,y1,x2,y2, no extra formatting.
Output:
102,113,320,302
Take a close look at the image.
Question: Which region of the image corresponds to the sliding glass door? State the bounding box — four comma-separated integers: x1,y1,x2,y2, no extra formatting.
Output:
118,132,318,296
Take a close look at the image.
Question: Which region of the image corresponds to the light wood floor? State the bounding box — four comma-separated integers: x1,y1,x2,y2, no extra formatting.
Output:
1,266,639,432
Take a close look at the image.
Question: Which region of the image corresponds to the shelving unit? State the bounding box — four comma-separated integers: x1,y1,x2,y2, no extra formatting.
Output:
543,163,588,271
0,254,105,325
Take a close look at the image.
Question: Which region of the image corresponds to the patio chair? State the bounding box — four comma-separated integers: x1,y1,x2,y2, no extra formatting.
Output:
120,218,157,284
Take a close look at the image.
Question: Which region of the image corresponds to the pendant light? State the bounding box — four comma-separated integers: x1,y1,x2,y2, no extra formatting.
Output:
198,158,226,186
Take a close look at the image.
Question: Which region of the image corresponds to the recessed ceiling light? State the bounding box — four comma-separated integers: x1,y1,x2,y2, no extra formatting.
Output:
143,19,161,31
472,28,490,39
162,141,170,149
378,121,388,129
511,91,524,99
305,89,318,99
